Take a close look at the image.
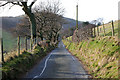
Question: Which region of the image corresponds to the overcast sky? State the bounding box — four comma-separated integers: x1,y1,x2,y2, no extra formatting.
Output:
0,0,120,23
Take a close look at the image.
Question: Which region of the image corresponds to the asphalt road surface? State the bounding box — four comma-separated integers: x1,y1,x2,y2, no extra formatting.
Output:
24,41,90,80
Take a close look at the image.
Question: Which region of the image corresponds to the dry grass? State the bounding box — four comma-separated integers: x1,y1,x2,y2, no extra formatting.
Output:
63,36,120,78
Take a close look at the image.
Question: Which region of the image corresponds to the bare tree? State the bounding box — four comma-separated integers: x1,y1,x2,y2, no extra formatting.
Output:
10,0,65,46
34,1,65,44
12,16,31,37
0,0,37,49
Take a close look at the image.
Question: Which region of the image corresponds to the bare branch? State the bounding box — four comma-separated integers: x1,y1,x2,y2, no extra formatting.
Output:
9,4,14,9
21,2,28,9
29,0,37,8
0,2,10,7
0,2,23,10
11,2,22,6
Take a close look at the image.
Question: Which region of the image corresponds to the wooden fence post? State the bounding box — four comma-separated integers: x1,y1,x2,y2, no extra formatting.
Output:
103,22,106,36
94,27,96,37
97,26,99,36
111,20,115,36
25,36,27,51
0,38,4,63
17,36,20,55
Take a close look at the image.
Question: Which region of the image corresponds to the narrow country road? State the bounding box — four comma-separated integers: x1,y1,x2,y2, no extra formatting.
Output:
23,41,90,80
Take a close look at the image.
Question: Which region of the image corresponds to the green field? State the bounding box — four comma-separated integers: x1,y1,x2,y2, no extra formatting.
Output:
2,29,17,52
2,29,25,53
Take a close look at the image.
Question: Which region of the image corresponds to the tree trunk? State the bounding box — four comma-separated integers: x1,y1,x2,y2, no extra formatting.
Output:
22,3,36,50
29,13,36,39
40,32,43,41
29,13,36,50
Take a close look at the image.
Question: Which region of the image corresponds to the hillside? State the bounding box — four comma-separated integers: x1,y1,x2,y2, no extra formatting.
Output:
0,16,82,30
0,16,82,53
63,17,82,29
62,20,119,78
1,17,22,30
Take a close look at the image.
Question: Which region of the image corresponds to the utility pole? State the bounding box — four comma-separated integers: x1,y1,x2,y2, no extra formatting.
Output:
76,5,78,29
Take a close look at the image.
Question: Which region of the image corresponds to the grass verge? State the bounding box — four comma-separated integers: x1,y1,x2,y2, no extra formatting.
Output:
1,43,56,80
63,36,120,78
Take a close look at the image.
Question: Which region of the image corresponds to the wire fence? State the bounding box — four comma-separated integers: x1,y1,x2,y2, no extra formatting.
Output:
92,20,118,37
68,20,118,43
0,35,41,63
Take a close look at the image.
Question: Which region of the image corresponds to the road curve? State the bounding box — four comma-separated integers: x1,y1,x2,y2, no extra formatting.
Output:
23,41,90,80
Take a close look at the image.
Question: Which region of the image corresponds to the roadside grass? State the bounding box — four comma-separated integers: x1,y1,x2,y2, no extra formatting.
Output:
1,43,56,80
63,36,120,78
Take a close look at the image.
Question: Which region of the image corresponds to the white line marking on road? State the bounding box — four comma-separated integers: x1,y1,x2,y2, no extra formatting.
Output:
32,52,53,80
71,56,76,61
66,52,76,61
